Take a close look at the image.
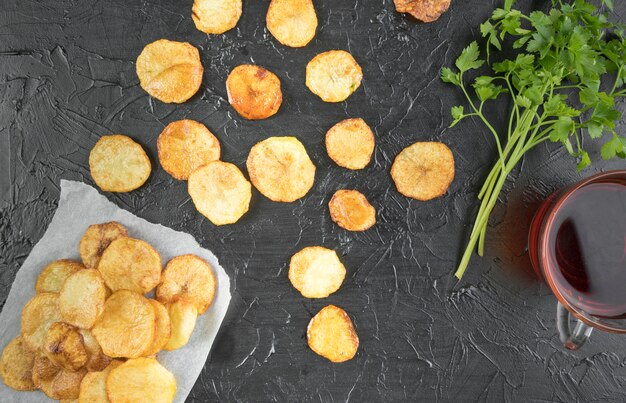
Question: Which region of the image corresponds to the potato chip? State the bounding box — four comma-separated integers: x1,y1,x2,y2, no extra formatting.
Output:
78,360,122,403
59,269,107,329
306,50,363,102
329,189,376,231
188,161,252,226
35,260,84,294
136,39,203,104
157,119,221,180
164,300,197,351
192,0,242,34
0,337,36,391
156,254,216,314
33,355,86,400
89,135,151,193
92,290,156,358
142,299,171,357
107,357,176,403
266,0,318,48
32,353,59,382
79,222,128,270
307,305,359,363
394,0,451,23
43,322,88,371
391,141,455,200
325,118,375,170
97,237,162,294
78,330,111,372
226,65,283,120
21,292,62,352
246,137,316,202
289,246,346,298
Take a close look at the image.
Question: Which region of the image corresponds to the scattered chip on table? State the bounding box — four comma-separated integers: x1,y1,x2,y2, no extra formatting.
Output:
21,292,62,352
289,246,346,298
393,0,451,22
0,337,36,391
325,118,375,170
79,222,128,270
192,0,242,34
329,189,376,231
43,322,88,371
89,135,151,193
267,0,318,47
307,305,359,363
306,50,363,102
226,64,283,120
35,259,84,294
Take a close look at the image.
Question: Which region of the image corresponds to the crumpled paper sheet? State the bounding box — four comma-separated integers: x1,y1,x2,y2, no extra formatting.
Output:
0,180,231,402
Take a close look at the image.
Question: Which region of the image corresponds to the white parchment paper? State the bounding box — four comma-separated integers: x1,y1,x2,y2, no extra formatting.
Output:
0,180,231,402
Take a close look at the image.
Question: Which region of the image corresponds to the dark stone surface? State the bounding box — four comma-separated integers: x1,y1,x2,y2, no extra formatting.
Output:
2,0,626,401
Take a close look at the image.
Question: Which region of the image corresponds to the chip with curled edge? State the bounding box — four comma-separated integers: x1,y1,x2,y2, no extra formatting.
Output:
394,0,451,23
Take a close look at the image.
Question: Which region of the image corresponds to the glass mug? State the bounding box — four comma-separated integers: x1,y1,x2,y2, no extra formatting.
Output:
528,170,626,350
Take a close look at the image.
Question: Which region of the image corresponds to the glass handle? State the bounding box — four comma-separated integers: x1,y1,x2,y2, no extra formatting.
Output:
557,302,593,350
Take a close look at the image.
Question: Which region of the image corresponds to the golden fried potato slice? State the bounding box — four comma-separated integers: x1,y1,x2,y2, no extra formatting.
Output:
289,246,346,298
0,337,36,391
307,305,359,363
226,65,283,120
142,300,171,357
247,137,316,202
325,118,375,170
78,360,122,403
21,292,62,352
306,50,363,103
156,254,216,314
97,237,162,294
89,135,151,193
394,0,451,23
59,269,107,329
192,0,242,34
136,39,203,104
329,189,376,231
107,358,176,403
33,355,87,401
43,322,88,371
79,222,128,270
188,161,252,226
92,290,156,358
32,353,59,382
391,141,455,201
78,330,111,372
164,300,197,351
36,260,84,294
157,120,221,180
266,0,318,48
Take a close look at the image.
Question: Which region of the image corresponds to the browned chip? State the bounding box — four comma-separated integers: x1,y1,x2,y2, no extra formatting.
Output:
391,141,455,200
192,0,242,34
156,254,216,314
157,120,221,180
0,337,36,391
89,135,151,193
97,237,162,294
36,260,84,294
188,161,252,225
329,189,376,231
79,329,111,372
136,39,203,104
307,305,359,363
33,355,87,400
289,246,346,298
226,65,283,120
21,293,63,352
78,360,123,403
142,299,171,356
266,0,318,48
306,50,363,103
43,322,88,371
59,269,107,329
246,136,316,202
79,222,128,270
325,118,375,170
394,0,451,23
92,290,156,358
106,357,176,403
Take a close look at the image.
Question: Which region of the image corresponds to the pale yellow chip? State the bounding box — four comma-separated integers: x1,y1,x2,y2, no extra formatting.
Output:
394,0,451,23
78,329,111,372
391,141,455,201
21,292,62,352
43,322,88,371
246,136,316,202
106,357,176,403
36,260,84,294
92,290,156,358
266,0,318,48
157,119,221,180
329,189,376,232
325,118,375,170
142,299,171,357
307,305,359,363
226,65,283,120
136,39,203,104
306,50,363,102
79,222,128,270
0,337,36,391
33,355,87,401
78,360,123,403
89,135,151,193
289,246,346,298
97,237,162,294
188,161,252,226
164,300,198,351
192,0,242,34
59,269,107,329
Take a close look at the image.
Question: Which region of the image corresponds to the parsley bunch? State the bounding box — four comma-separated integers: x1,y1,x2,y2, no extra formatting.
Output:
441,0,626,279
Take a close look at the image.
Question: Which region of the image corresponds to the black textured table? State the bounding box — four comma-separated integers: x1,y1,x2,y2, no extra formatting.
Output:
2,1,626,401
